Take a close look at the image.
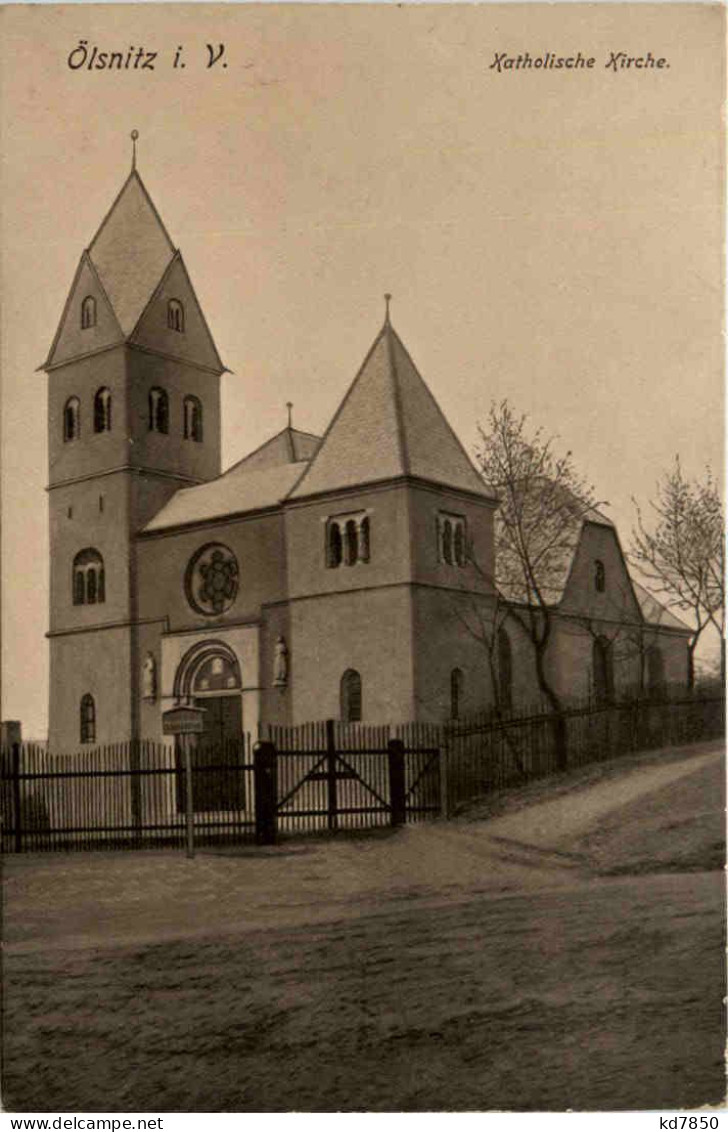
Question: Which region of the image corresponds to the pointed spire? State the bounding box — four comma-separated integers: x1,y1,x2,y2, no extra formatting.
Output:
131,129,139,171
384,293,392,326
288,316,497,502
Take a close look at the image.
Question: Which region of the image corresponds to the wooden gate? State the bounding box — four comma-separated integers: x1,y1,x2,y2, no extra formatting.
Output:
256,719,442,842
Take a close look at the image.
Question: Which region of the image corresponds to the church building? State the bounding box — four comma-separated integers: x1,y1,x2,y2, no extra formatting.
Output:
44,155,691,751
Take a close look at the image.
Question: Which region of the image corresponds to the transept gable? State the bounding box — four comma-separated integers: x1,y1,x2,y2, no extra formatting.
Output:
559,520,643,623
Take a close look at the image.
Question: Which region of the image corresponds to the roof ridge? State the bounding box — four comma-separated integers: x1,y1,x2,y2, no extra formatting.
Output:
285,323,389,500
385,320,410,476
389,323,490,495
223,425,321,476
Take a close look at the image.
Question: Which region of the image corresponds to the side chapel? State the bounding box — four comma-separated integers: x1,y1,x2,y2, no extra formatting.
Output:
44,152,691,750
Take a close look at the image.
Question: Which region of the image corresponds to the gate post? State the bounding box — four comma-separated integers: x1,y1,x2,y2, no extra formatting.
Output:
182,734,195,860
325,719,338,832
438,738,449,820
12,742,22,853
254,740,278,845
387,738,406,827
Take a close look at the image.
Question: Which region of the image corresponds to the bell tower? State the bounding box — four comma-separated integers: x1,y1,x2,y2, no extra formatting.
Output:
44,135,225,749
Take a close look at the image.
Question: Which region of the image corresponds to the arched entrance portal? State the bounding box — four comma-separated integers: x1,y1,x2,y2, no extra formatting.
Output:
174,641,245,813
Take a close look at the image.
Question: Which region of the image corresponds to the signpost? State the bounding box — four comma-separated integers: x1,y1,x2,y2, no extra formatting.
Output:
162,704,207,859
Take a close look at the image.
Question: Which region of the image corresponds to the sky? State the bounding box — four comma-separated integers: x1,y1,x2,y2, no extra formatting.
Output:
1,3,724,738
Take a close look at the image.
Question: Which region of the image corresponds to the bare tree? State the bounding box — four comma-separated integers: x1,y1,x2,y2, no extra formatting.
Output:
631,458,724,687
475,401,600,766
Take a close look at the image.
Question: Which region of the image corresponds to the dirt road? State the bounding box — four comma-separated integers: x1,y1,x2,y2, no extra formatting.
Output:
3,740,725,1111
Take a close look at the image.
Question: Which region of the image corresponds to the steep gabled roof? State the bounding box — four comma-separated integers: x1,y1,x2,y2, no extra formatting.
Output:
288,319,496,502
89,170,175,336
44,166,224,372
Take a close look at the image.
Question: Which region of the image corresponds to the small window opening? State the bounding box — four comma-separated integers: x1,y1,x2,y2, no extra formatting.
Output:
183,396,203,442
345,520,359,566
81,296,97,330
63,397,80,442
73,548,105,606
149,388,169,434
80,693,96,744
94,388,112,434
341,669,362,723
167,299,184,333
594,559,606,593
328,522,343,568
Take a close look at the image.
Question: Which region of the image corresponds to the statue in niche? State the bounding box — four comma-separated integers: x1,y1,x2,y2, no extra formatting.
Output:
273,636,289,688
142,652,157,702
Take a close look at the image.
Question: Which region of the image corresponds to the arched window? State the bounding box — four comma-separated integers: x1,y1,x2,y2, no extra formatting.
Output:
192,653,241,694
647,646,666,698
453,523,466,567
81,296,96,330
341,669,362,723
73,548,105,606
63,397,80,442
345,520,359,566
498,627,513,713
167,299,184,333
94,387,112,433
149,387,169,434
80,694,96,744
450,668,464,720
327,522,343,568
442,519,453,565
183,395,203,442
594,559,606,593
439,514,467,567
359,516,370,563
593,637,614,705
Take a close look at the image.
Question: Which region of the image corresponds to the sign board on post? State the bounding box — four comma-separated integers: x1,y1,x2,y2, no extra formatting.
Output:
162,704,207,859
162,705,207,735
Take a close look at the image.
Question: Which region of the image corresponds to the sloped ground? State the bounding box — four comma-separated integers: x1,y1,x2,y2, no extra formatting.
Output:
3,740,725,1112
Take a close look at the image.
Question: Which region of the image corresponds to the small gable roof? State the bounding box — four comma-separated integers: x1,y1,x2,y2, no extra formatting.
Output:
498,498,615,606
230,427,321,474
143,427,321,533
288,320,496,502
631,580,692,632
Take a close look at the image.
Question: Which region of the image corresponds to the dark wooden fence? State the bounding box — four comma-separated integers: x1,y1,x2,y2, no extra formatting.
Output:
0,723,442,853
444,693,725,812
1,695,722,853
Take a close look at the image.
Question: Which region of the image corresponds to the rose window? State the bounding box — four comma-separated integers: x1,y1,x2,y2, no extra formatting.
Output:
185,543,239,616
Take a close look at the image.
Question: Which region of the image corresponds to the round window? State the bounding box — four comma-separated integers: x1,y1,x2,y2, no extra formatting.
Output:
185,543,239,616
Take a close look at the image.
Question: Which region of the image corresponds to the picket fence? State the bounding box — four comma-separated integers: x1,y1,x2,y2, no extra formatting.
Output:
1,694,722,853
